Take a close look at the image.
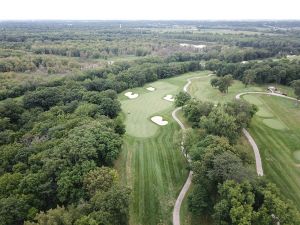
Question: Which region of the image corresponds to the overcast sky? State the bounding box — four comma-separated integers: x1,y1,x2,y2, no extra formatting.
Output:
1,0,300,20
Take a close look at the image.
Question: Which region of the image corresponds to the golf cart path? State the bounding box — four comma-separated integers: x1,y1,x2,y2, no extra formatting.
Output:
236,91,298,176
172,74,212,225
172,107,193,225
172,83,298,225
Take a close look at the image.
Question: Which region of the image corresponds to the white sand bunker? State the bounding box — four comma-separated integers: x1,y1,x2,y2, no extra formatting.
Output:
151,116,168,126
163,95,175,102
146,87,155,91
124,92,139,99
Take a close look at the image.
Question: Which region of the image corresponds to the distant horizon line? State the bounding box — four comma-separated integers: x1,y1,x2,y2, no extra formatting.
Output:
1,19,300,22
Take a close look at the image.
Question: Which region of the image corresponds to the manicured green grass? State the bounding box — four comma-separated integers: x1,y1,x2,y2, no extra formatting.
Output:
188,76,263,104
187,76,300,210
244,95,300,209
115,71,211,225
189,76,296,104
166,75,300,224
120,118,189,225
120,81,177,137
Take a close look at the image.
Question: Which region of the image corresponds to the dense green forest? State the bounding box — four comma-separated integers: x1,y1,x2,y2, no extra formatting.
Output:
1,20,300,225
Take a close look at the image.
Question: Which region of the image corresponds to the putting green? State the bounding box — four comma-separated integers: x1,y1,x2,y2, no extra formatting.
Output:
243,95,264,106
121,71,212,138
293,151,300,162
262,118,287,130
121,81,177,138
256,107,274,118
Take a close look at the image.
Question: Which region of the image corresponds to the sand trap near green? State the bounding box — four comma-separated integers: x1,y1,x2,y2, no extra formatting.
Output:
121,81,177,138
151,116,168,126
146,87,155,91
124,91,139,99
262,118,287,130
163,94,175,102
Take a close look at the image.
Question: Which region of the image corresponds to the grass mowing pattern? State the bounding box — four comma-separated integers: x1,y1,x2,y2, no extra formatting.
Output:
115,71,211,225
247,95,300,209
127,121,188,225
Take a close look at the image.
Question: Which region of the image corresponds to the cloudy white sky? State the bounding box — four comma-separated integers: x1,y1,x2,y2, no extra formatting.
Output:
1,0,300,20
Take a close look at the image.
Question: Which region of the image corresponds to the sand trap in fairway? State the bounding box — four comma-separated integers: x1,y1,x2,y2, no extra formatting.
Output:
124,92,139,99
151,116,168,126
146,87,155,91
163,95,175,102
263,118,287,130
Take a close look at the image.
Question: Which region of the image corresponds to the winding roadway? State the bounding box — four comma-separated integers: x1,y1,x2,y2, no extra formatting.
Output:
172,76,300,225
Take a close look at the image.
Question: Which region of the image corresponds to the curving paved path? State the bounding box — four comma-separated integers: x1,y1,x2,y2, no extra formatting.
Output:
172,107,193,225
236,91,297,101
242,128,264,176
236,91,298,176
183,74,214,92
172,83,299,224
172,74,212,225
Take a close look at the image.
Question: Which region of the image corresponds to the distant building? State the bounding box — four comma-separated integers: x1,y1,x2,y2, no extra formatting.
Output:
268,86,276,92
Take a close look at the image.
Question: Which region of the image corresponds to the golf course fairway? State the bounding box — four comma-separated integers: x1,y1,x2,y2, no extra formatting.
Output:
244,94,300,209
115,71,211,225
